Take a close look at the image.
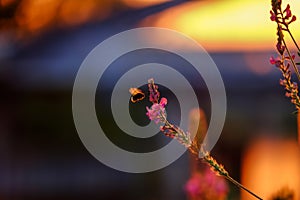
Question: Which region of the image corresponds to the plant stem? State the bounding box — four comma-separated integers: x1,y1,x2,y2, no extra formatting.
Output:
287,29,300,52
224,175,263,200
277,11,300,80
159,105,263,199
202,153,263,200
281,34,300,81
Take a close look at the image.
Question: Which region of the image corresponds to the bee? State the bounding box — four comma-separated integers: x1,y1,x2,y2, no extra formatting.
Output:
129,87,145,103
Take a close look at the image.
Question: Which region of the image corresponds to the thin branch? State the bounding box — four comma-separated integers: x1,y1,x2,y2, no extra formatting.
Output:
224,176,263,200
287,29,300,52
281,30,300,81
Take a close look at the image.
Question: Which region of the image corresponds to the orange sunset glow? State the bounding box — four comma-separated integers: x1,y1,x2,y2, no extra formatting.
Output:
3,0,300,52
121,0,171,9
140,0,300,51
241,138,300,200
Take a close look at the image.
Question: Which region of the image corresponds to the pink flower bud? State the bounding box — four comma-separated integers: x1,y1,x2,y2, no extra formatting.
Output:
160,97,167,107
270,10,276,21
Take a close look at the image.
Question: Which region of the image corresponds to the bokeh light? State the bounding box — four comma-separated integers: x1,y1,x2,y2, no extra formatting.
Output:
241,137,300,200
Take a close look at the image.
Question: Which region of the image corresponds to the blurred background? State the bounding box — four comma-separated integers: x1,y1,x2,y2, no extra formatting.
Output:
0,0,300,199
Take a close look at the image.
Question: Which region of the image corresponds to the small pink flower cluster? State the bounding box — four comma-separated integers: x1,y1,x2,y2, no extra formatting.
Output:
143,78,262,199
269,54,295,68
270,55,300,109
146,78,168,124
185,167,229,200
269,1,300,109
270,3,296,28
270,1,296,58
269,2,296,56
280,78,300,105
145,79,192,147
146,97,167,124
270,56,282,68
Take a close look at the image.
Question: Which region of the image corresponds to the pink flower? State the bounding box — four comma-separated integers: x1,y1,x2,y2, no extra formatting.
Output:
291,54,296,60
185,173,202,197
160,97,167,107
146,97,168,124
284,4,291,18
203,168,228,196
215,181,229,195
282,4,296,24
270,56,282,68
185,167,229,200
149,91,159,104
270,10,276,21
279,79,287,86
146,104,164,123
289,15,297,24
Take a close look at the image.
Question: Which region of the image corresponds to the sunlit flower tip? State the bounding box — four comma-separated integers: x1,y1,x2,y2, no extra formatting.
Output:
283,4,290,13
270,10,276,21
284,7,292,19
164,132,175,139
279,79,287,86
285,92,291,97
159,126,164,131
159,97,167,107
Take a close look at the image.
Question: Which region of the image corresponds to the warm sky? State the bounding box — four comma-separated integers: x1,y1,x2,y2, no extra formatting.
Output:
2,0,300,52
139,0,300,52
